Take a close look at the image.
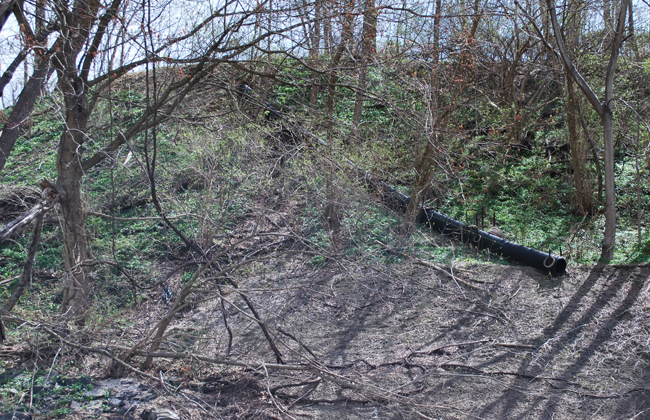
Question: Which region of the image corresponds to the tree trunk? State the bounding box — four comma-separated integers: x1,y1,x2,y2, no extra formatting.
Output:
603,0,612,30
566,78,591,215
34,0,46,69
546,0,628,260
322,0,355,244
579,109,603,205
324,69,340,243
0,59,50,172
3,209,44,312
539,0,549,41
0,0,19,32
324,174,341,250
309,0,321,114
601,107,616,260
563,0,592,215
403,0,442,230
351,0,377,139
50,0,109,322
322,1,331,54
600,0,628,261
628,2,639,61
57,73,92,323
351,66,367,139
404,133,438,229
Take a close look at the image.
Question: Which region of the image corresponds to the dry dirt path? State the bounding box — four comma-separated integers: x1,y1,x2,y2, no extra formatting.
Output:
54,260,650,419
200,261,650,419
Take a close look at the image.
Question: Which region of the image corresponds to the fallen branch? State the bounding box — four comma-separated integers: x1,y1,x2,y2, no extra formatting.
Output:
414,340,489,356
0,275,20,287
0,202,47,241
277,326,318,360
306,363,480,419
438,362,583,386
492,342,536,349
86,211,192,222
373,240,484,291
3,207,45,312
40,326,158,381
270,378,322,393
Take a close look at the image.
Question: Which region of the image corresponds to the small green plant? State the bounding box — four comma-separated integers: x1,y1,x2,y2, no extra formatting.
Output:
309,254,327,267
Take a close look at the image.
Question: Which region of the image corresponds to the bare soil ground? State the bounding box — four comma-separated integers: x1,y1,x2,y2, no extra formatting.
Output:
60,256,649,420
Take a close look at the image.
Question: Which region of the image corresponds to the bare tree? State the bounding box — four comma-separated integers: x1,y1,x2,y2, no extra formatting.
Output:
0,0,289,323
563,0,593,215
546,0,629,260
309,0,322,113
322,0,356,247
404,0,444,230
403,0,486,229
351,0,377,139
0,0,56,171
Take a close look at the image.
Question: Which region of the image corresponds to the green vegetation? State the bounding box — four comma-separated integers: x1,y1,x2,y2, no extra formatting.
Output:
0,369,93,418
0,64,648,307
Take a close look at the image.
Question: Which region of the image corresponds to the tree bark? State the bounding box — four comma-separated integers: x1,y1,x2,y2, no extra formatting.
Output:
566,77,591,215
53,0,105,323
404,0,442,229
0,58,51,172
322,0,354,245
603,0,612,30
322,1,331,53
0,50,28,97
57,73,92,323
351,0,377,139
309,0,321,114
579,108,603,205
3,208,44,312
600,0,628,261
0,0,19,32
563,0,592,215
627,0,638,61
539,0,549,42
600,107,616,259
323,0,355,239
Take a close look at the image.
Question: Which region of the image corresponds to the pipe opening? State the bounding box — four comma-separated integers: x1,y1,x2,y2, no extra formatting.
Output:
554,258,567,275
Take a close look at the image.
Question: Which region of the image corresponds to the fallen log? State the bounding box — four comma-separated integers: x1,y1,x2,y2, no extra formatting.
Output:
0,185,58,242
0,201,47,241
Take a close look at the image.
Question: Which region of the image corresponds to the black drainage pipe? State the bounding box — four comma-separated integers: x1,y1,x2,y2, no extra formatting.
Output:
376,182,567,276
233,85,567,276
419,208,567,276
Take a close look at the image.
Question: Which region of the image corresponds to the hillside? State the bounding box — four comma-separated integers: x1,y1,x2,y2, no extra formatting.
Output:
1,64,650,419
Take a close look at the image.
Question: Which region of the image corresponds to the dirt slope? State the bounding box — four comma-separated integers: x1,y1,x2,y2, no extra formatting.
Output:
5,244,648,419
125,259,649,419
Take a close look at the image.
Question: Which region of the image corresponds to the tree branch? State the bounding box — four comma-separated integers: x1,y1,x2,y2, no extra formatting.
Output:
545,0,604,116
80,0,124,82
0,0,18,32
604,0,629,103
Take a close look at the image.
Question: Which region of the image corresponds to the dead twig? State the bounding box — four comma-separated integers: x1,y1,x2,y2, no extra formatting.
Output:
373,240,484,292
261,363,298,420
40,326,158,381
86,211,192,221
276,326,318,360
